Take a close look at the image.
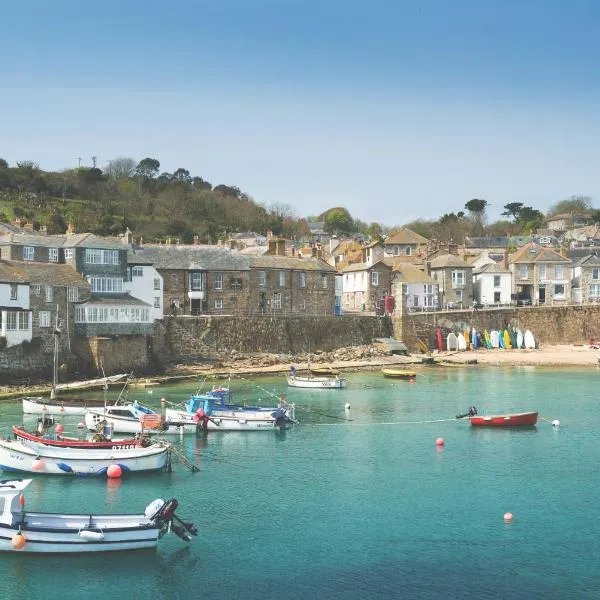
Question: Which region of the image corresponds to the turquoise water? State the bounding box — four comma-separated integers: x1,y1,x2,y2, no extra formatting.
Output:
2,367,600,599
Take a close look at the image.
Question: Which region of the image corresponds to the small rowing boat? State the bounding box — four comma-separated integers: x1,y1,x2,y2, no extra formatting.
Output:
309,366,340,376
381,368,416,379
469,411,538,427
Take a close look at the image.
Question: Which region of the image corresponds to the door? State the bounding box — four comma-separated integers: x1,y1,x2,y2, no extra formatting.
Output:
538,286,546,305
190,299,202,315
259,292,266,315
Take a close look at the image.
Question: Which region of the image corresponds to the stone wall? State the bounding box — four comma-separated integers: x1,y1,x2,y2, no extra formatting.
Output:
72,335,150,376
159,314,393,363
394,305,600,351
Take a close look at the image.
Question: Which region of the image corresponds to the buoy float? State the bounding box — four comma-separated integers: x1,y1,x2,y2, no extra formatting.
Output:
107,464,122,479
345,403,351,410
32,458,44,471
19,494,25,509
552,420,560,428
55,424,64,434
409,378,415,384
504,512,513,522
436,437,445,447
11,532,27,550
77,422,85,429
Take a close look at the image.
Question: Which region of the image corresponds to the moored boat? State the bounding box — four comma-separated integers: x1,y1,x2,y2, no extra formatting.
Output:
0,478,196,552
469,411,538,427
22,396,113,416
0,438,171,475
286,374,346,389
309,366,340,376
381,368,417,379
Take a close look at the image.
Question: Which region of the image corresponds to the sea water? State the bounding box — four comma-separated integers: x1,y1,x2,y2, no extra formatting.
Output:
1,366,600,599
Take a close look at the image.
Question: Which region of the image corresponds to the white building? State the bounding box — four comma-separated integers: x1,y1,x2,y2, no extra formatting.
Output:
0,265,31,347
124,261,164,321
473,263,512,306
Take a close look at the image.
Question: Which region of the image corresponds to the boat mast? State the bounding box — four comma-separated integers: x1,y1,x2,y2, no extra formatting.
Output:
50,310,61,400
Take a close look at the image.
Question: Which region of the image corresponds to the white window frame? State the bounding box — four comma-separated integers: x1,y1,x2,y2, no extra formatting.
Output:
371,271,379,286
321,274,328,289
553,283,565,299
592,268,600,281
87,277,123,293
259,271,265,286
554,265,564,280
279,271,286,287
39,311,51,327
404,246,412,256
67,287,79,302
451,270,465,286
190,272,204,291
154,278,161,290
538,265,546,280
23,247,34,261
10,284,17,301
589,283,600,298
154,297,161,308
214,298,224,310
215,273,223,290
45,286,53,303
455,289,463,303
64,249,73,261
6,312,16,330
272,292,282,310
299,272,306,288
18,312,29,330
519,265,528,279
131,266,143,277
48,248,59,263
493,275,501,287
85,248,120,265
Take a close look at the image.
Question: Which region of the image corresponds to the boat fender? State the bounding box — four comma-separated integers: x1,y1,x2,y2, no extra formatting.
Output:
57,462,73,473
79,529,104,541
116,464,130,473
145,498,166,518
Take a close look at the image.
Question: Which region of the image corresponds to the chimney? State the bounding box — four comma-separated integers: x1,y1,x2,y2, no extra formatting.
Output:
291,247,296,257
424,261,431,276
66,222,75,235
13,217,21,228
193,235,199,245
139,236,143,246
266,230,274,240
268,240,277,255
504,249,509,269
39,225,47,235
276,239,286,256
24,222,34,231
122,227,133,246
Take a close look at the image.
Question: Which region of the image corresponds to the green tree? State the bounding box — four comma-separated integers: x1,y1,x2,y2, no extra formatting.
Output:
0,158,8,169
323,207,354,234
104,157,136,179
501,202,524,221
135,157,160,179
547,195,593,217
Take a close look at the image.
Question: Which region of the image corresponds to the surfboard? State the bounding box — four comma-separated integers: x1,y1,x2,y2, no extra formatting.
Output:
436,328,443,352
463,330,470,350
499,330,505,349
446,332,458,351
509,327,518,348
503,329,512,349
457,333,467,351
471,328,478,349
490,330,500,348
484,329,492,349
524,330,536,349
516,329,524,349
417,337,429,354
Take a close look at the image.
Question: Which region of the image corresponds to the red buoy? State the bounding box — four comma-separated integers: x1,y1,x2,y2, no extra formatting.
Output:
107,464,122,479
436,437,445,447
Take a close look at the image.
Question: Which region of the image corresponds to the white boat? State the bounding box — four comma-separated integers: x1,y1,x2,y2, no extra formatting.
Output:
85,402,195,435
0,438,171,476
0,478,197,553
287,374,347,389
22,396,110,416
165,391,296,432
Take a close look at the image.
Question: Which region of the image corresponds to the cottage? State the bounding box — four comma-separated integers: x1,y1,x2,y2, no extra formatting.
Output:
572,254,600,304
390,262,438,312
429,254,473,309
341,260,393,312
473,262,512,306
383,228,428,260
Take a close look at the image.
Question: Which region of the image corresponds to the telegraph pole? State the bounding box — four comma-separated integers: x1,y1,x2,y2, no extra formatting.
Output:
77,157,82,168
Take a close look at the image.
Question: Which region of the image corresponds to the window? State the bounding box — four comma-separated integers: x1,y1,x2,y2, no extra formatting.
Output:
538,265,546,280
154,297,161,308
45,286,53,303
405,246,412,256
555,265,564,279
519,265,528,279
131,266,143,277
494,291,501,303
455,290,463,303
6,312,17,330
451,270,465,286
214,298,223,310
39,311,51,327
85,249,119,265
88,278,123,293
230,278,242,289
424,284,433,294
64,249,73,261
299,272,306,288
190,272,204,291
321,274,328,289
593,268,600,281
258,271,266,286
215,273,223,290
553,284,565,299
10,284,17,300
154,278,161,290
67,287,79,302
47,248,58,263
299,299,306,311
23,247,34,261
31,284,41,295
590,284,600,297
18,312,29,330
272,292,282,310
371,271,379,286
393,246,400,256
493,275,501,287
279,271,285,287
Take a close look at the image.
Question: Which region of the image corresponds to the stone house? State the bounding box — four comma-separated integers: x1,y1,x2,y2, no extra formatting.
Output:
508,242,572,306
545,213,592,234
390,262,438,312
572,254,600,304
429,254,474,309
473,262,512,306
383,228,428,260
248,255,337,315
127,244,251,316
341,260,393,312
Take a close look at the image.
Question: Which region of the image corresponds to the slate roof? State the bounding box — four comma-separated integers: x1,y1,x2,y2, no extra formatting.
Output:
3,261,90,287
575,254,600,267
384,228,428,245
391,262,435,283
0,262,29,284
430,254,471,269
0,232,128,250
341,260,391,273
127,245,251,271
80,294,151,307
509,243,571,264
473,263,510,275
250,255,336,272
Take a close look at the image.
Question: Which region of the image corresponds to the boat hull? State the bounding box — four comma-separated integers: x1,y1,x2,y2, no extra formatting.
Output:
470,412,538,427
166,408,294,431
287,376,346,389
85,410,194,435
381,369,417,379
12,426,141,450
22,397,107,416
0,440,169,475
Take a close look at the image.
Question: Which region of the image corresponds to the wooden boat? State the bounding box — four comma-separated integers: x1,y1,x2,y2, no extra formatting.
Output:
165,390,296,431
0,438,171,475
0,478,196,552
309,366,340,376
381,368,417,379
469,411,538,428
287,374,346,389
22,396,112,416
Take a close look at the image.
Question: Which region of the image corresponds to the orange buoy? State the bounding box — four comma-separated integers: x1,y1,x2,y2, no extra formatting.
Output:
436,437,445,447
504,512,513,522
55,424,64,434
107,464,122,479
32,458,44,471
19,494,25,508
11,532,27,550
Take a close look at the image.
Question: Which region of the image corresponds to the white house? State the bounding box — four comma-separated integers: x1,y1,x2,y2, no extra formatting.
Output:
473,263,512,306
124,260,164,321
0,264,31,347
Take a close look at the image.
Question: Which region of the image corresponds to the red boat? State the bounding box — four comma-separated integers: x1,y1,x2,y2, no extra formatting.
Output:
469,411,538,428
12,425,146,449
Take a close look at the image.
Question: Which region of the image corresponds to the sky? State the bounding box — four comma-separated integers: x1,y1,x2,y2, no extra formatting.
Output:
2,0,600,226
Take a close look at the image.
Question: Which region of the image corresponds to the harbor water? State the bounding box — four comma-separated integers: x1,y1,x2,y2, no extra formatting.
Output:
1,366,599,599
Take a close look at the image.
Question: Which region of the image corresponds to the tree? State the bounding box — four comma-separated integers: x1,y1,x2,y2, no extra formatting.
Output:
547,195,593,217
465,198,488,233
104,157,136,179
323,207,354,234
135,157,160,179
502,202,524,221
517,206,544,232
0,158,8,169
171,168,192,184
214,184,241,198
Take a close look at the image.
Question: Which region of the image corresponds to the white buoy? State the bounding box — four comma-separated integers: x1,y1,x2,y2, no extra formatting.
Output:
345,403,351,410
552,419,560,428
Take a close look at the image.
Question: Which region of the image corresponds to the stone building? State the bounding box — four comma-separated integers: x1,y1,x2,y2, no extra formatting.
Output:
572,253,600,304
430,254,474,309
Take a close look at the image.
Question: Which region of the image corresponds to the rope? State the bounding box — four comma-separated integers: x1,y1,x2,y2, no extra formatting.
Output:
294,403,353,422
310,417,460,427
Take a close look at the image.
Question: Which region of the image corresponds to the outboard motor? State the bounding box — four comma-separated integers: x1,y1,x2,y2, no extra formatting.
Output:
456,405,478,419
272,407,289,429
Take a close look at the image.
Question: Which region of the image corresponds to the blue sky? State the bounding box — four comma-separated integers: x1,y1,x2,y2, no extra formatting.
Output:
2,0,600,226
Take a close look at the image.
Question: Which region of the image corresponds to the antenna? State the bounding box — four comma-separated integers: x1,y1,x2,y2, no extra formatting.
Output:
91,156,97,168
77,157,82,168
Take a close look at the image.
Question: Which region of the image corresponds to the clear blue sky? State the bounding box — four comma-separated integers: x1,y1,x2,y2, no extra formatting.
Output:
2,0,599,226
